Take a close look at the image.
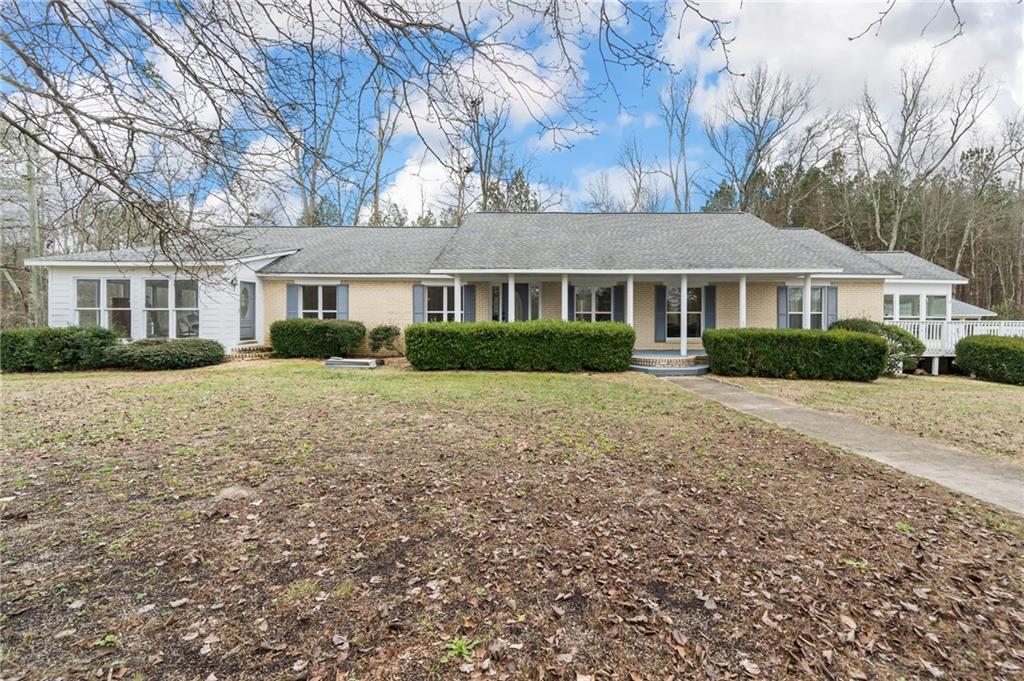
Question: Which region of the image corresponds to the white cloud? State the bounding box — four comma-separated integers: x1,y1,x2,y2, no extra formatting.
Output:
616,111,635,127
660,1,1021,129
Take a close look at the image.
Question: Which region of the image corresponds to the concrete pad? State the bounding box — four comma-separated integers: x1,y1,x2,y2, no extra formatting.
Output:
666,376,1024,516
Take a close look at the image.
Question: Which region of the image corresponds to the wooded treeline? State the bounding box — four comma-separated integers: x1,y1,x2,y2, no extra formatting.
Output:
2,1,1019,324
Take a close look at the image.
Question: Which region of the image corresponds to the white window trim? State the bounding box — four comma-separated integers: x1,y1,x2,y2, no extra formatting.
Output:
426,284,457,322
144,279,171,339
788,286,825,329
666,286,704,340
74,277,133,337
573,286,613,323
74,277,102,328
300,285,337,320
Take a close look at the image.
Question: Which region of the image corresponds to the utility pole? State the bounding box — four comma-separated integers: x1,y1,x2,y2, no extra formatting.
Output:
25,128,44,327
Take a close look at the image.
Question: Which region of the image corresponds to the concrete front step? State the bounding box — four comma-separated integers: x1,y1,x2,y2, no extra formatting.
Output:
630,354,709,368
630,363,710,376
325,357,381,369
227,345,275,361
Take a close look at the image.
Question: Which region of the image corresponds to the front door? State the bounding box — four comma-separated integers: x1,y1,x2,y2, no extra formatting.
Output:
239,281,256,341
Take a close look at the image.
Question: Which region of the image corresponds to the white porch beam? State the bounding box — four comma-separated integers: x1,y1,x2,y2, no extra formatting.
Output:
802,275,812,329
626,274,635,326
561,274,569,321
453,275,462,321
507,273,516,322
738,275,747,328
680,274,688,356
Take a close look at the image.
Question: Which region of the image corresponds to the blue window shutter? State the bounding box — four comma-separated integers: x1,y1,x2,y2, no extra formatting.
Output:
567,285,574,319
704,286,716,329
286,284,299,319
655,285,667,342
462,285,476,322
777,286,788,328
826,286,838,328
612,285,625,322
500,283,508,321
412,284,426,323
336,284,349,320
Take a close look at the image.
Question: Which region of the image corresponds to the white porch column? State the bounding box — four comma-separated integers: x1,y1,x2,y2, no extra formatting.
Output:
919,294,927,322
738,275,747,328
680,274,688,356
626,274,635,326
802,275,812,330
453,275,462,321
561,274,569,321
507,273,516,322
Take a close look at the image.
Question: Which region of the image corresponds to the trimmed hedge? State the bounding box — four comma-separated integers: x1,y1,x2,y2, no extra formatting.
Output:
369,324,401,353
0,326,118,372
270,319,366,358
955,335,1024,385
104,339,225,371
830,318,925,374
702,328,887,381
405,320,635,372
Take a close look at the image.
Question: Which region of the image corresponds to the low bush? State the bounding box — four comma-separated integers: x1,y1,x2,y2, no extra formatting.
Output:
955,335,1024,385
0,326,118,372
270,319,366,358
404,320,635,372
830,318,925,375
368,324,401,353
702,328,887,382
104,338,225,371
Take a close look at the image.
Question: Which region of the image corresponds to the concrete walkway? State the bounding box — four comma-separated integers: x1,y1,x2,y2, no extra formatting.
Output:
667,376,1024,515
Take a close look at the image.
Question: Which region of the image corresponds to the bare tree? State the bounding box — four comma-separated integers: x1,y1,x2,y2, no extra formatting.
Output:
704,66,816,212
658,73,698,211
618,135,663,212
851,61,993,250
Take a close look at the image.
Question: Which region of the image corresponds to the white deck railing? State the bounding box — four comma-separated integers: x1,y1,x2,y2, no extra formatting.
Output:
893,320,1024,356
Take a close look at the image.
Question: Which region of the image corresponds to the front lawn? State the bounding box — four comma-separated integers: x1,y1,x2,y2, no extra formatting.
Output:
2,361,1021,679
715,374,1024,462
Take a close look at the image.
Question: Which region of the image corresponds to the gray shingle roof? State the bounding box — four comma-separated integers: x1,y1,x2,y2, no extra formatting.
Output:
779,229,897,276
861,251,966,282
952,299,997,318
259,227,456,274
431,212,840,271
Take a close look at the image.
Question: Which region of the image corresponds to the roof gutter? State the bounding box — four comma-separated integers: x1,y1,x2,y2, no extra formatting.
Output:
24,249,298,269
430,267,845,275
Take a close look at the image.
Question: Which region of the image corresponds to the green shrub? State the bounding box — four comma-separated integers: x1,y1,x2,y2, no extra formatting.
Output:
702,328,887,382
405,320,635,372
0,327,38,372
270,319,366,358
830,318,925,374
0,326,118,372
104,338,225,371
955,335,1024,385
368,324,401,353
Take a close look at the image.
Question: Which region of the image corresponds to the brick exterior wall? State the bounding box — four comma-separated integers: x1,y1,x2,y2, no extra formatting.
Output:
260,276,885,352
836,280,884,321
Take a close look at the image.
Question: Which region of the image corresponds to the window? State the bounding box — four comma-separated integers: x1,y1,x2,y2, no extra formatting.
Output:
145,280,170,338
301,285,337,319
106,279,132,337
926,295,947,320
76,279,100,327
427,285,456,321
175,280,200,338
883,294,894,320
898,294,920,320
666,287,703,339
574,286,612,322
489,285,541,321
788,287,824,329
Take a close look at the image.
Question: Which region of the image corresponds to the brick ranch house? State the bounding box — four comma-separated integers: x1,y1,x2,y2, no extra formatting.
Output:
27,212,1005,373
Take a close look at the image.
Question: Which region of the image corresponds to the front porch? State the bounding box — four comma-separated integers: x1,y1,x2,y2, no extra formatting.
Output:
629,349,710,376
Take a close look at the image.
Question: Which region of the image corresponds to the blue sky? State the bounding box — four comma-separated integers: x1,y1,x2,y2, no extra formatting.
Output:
376,1,1022,219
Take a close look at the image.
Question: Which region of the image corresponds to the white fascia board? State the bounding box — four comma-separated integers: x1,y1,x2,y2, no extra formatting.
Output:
886,277,968,285
25,250,296,268
258,272,452,280
811,273,899,280
430,268,844,275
